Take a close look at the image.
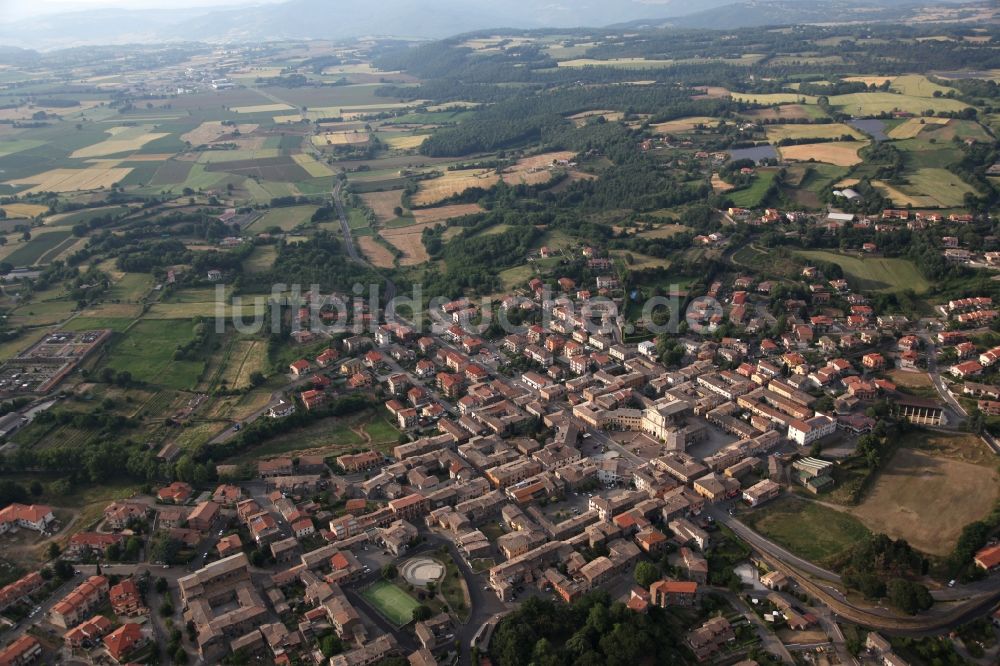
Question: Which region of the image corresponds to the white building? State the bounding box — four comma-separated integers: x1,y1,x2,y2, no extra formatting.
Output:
787,414,836,446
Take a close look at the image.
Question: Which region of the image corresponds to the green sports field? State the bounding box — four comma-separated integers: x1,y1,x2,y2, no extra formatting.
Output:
362,580,421,626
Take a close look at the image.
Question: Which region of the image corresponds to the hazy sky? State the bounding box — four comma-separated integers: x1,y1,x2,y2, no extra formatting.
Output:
2,0,286,20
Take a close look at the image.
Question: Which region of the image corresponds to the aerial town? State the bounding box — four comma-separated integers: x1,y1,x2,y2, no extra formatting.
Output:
0,227,998,665
0,0,998,665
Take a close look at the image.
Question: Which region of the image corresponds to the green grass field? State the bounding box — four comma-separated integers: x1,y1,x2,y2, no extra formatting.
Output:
362,580,421,626
904,168,980,208
728,171,776,207
741,496,871,567
242,245,278,273
252,205,317,232
101,319,206,389
829,92,969,116
793,249,931,294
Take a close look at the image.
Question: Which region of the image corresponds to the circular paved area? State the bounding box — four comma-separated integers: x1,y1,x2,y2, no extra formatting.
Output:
400,557,445,586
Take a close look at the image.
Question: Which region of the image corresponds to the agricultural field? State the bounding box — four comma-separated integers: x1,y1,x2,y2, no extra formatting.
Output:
5,229,74,267
411,151,574,206
218,339,268,389
849,432,1000,557
70,126,170,158
765,123,863,142
253,205,318,232
568,110,625,126
411,203,483,224
728,170,777,207
793,250,931,293
100,319,207,389
230,103,296,114
777,141,867,166
358,236,396,268
740,104,821,121
360,190,404,224
180,121,259,146
291,153,335,177
873,168,980,208
887,117,951,140
7,166,133,195
312,131,371,146
380,133,429,150
380,225,432,265
650,116,720,134
731,92,817,105
0,203,49,218
828,92,969,115
242,245,278,273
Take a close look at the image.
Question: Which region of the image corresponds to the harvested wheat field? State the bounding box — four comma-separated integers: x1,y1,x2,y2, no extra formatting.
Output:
711,173,734,192
1,203,49,218
693,86,731,99
382,134,429,150
0,100,102,121
181,121,259,145
312,131,371,146
412,151,574,206
568,110,625,127
380,227,431,266
887,116,950,140
231,103,295,114
650,116,720,134
778,141,867,166
871,180,937,208
71,130,170,158
8,167,133,195
291,154,335,177
358,236,396,268
361,190,404,223
412,169,499,206
411,204,483,224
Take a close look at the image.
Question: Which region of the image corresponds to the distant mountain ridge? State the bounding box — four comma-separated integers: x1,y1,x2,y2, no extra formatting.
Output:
0,0,981,50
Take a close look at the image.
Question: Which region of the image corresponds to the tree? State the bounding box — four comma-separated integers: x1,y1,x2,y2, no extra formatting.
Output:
160,600,174,617
29,480,42,497
155,577,169,594
888,579,933,615
634,561,659,588
46,542,61,560
381,563,398,580
412,604,432,622
319,633,343,657
53,559,74,580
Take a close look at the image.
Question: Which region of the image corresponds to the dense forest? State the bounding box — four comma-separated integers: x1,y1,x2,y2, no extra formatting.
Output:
489,592,696,666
